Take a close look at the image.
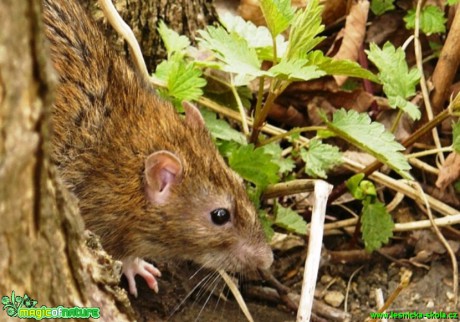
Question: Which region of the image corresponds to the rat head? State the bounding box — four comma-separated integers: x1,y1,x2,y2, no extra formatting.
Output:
139,102,273,274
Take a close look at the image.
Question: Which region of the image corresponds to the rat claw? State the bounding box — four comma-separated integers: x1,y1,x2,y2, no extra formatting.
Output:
122,257,161,296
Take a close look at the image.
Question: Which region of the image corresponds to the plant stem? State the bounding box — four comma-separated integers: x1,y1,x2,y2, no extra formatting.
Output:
259,126,325,146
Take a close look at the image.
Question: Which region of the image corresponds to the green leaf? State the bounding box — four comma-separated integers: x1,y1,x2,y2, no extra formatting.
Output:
274,204,307,235
448,0,460,5
325,109,413,179
200,109,247,145
307,51,380,83
154,55,206,102
259,210,275,241
366,42,421,120
404,5,447,35
286,0,325,60
158,20,190,57
346,173,366,200
370,0,395,15
229,144,280,189
259,0,296,37
268,58,325,81
197,26,264,80
361,199,394,252
453,120,460,153
261,142,296,174
299,138,342,178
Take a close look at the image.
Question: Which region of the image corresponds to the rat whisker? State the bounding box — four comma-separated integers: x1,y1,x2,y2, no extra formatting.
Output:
168,271,214,319
195,272,223,322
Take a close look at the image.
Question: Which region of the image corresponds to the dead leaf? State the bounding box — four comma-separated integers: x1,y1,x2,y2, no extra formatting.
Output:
436,152,460,190
332,0,369,86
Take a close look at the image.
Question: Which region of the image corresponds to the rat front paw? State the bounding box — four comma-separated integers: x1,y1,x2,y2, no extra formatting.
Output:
122,257,162,297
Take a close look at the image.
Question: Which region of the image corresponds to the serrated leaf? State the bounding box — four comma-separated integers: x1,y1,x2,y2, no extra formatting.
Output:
229,144,280,189
325,109,413,179
221,13,273,48
361,199,394,252
404,5,447,35
274,205,307,235
286,0,325,60
154,55,206,102
200,109,247,145
158,20,190,57
307,51,380,83
260,0,296,37
261,142,296,174
299,138,342,178
268,58,325,81
370,0,395,15
197,26,264,80
453,120,460,153
366,42,421,120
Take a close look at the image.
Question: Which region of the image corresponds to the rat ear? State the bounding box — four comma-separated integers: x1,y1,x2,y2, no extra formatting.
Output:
144,151,183,205
183,101,205,128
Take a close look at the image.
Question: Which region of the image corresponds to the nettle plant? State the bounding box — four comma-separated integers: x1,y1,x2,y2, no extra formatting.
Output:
153,0,425,252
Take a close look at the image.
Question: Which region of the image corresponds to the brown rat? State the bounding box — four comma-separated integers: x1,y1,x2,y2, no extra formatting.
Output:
42,0,273,296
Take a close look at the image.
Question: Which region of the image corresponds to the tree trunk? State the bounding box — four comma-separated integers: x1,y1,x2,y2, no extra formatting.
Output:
0,1,133,321
82,0,219,70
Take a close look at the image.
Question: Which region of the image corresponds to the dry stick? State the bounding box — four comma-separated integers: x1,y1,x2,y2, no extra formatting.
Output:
98,0,149,82
297,180,332,322
414,0,445,165
412,182,458,307
430,4,460,117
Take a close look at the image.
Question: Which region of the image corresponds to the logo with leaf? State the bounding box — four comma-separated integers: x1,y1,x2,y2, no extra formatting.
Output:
2,291,37,317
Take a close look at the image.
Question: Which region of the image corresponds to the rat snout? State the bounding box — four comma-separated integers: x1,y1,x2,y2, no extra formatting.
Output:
234,240,273,271
257,244,274,270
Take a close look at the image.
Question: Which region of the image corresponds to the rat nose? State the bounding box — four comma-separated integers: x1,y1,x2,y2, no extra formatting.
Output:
258,245,274,270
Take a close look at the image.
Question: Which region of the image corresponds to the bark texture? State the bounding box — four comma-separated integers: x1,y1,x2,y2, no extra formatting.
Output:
0,1,133,321
81,0,219,70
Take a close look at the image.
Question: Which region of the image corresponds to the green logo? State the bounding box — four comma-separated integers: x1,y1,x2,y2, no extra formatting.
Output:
2,291,38,317
2,291,100,320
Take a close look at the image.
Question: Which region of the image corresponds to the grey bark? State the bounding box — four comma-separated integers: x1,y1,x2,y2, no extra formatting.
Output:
0,1,133,321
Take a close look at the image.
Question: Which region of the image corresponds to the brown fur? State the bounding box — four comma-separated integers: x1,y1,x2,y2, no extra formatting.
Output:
43,0,272,273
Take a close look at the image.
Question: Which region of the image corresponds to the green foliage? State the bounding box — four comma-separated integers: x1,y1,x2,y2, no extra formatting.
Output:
285,0,325,60
361,199,394,252
274,204,308,235
366,42,421,120
346,173,377,200
221,13,288,61
453,120,460,153
325,109,413,179
261,142,296,175
157,20,190,57
347,174,393,253
200,110,247,145
198,26,263,82
404,5,447,35
259,0,296,37
259,210,275,240
307,51,380,83
300,138,342,178
228,144,280,189
370,0,395,15
154,54,206,103
448,0,460,4
268,58,325,81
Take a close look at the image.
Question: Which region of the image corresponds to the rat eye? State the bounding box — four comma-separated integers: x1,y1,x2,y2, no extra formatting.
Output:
210,208,230,225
